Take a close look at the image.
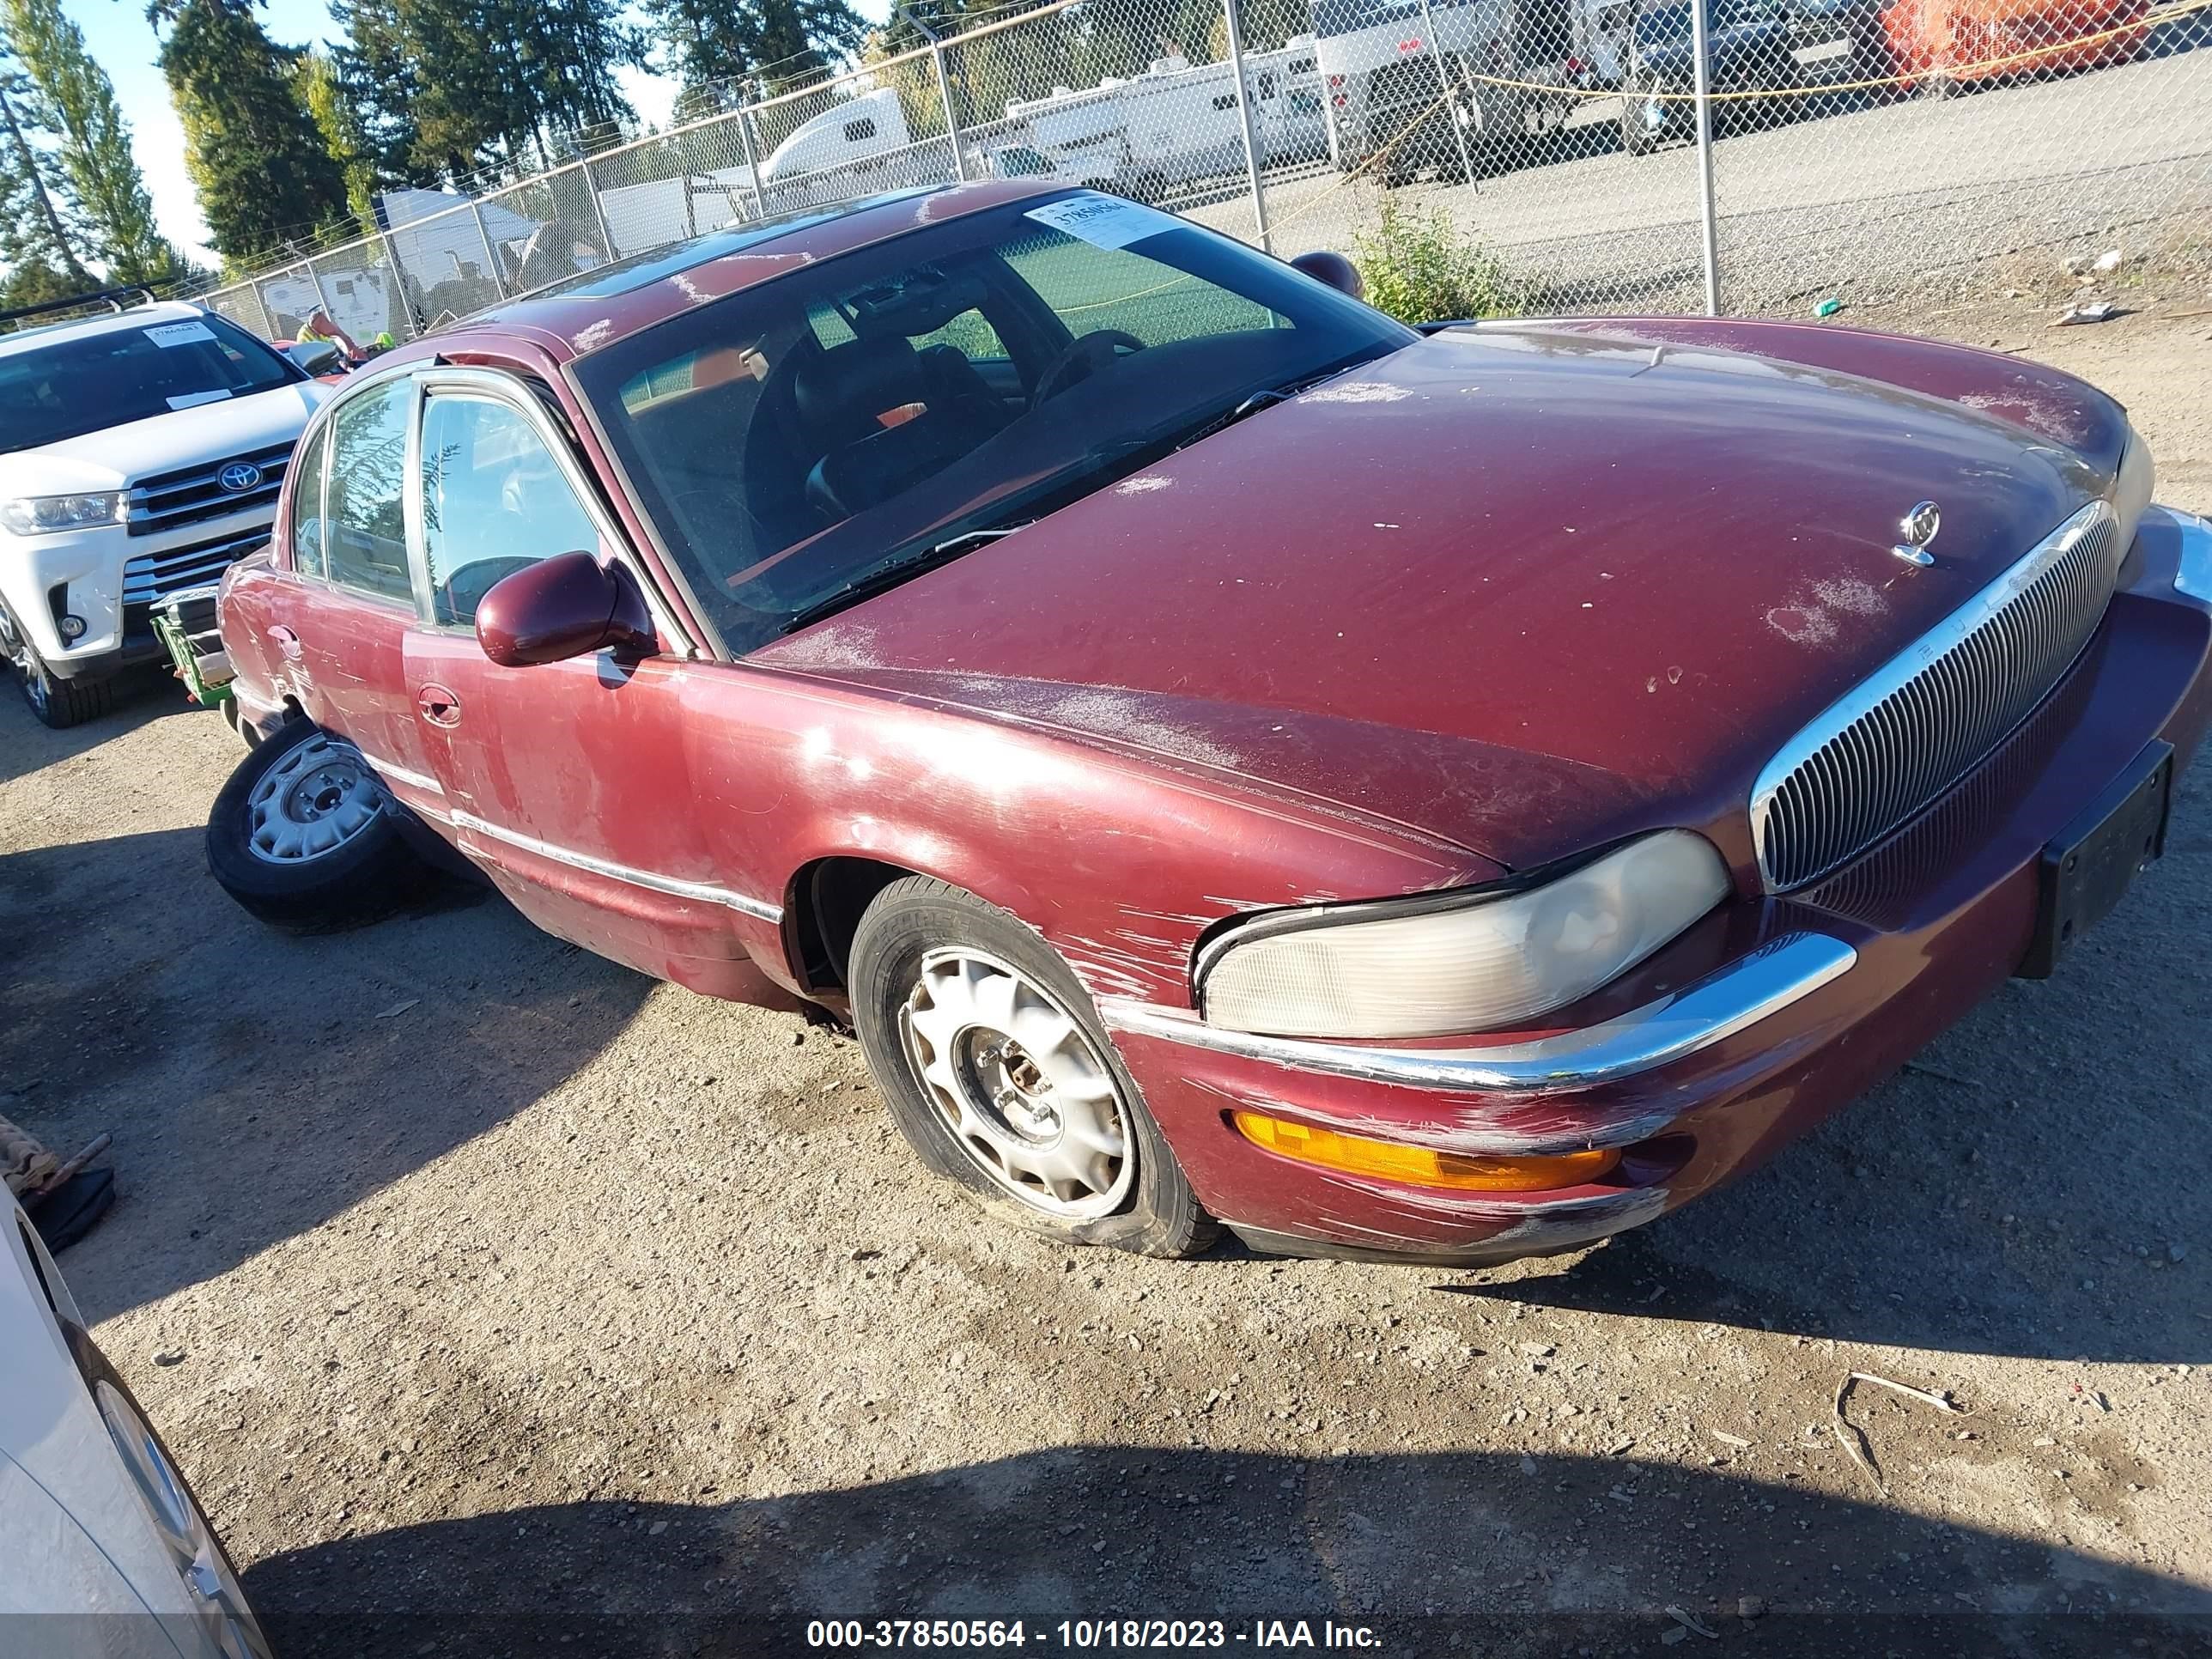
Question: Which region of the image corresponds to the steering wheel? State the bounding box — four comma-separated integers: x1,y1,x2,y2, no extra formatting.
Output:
1034,329,1147,403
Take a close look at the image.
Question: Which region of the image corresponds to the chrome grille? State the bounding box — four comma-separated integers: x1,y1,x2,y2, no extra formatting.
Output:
1750,501,2120,892
127,441,293,538
121,529,269,606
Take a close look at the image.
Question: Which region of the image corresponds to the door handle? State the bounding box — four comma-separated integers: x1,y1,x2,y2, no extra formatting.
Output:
416,683,462,727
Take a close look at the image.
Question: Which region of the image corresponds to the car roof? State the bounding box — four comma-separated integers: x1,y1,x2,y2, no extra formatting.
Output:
447,178,1073,364
0,300,214,361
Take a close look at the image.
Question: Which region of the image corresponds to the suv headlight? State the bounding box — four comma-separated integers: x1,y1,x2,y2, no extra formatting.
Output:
0,493,125,536
1196,830,1731,1039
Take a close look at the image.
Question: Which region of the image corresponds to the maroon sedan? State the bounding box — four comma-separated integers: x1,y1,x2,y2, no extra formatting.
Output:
209,180,2211,1265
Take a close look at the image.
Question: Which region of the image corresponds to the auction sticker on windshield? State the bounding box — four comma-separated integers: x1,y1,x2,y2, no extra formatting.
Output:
144,320,218,349
1023,194,1180,251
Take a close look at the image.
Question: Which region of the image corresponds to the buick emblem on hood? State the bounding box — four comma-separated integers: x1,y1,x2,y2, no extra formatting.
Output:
1892,500,1940,567
218,461,262,494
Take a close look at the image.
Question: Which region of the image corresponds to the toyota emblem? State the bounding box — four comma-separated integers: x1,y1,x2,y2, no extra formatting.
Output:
218,462,263,493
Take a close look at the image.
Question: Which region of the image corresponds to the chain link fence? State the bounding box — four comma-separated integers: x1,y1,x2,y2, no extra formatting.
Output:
190,0,2212,343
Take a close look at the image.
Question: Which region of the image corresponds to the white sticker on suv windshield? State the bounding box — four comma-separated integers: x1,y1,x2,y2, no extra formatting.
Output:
166,388,232,410
1023,195,1179,251
143,320,217,349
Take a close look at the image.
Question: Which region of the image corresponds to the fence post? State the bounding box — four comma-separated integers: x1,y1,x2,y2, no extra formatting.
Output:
291,247,339,325
1219,0,1271,252
900,9,969,183
738,99,769,219
1414,0,1476,196
1690,0,1720,315
580,156,618,260
467,198,510,297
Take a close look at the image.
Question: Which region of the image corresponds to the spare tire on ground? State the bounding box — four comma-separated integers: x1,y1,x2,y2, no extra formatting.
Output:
206,716,435,932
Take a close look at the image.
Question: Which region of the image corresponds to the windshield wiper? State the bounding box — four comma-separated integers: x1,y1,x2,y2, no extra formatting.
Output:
781,522,1033,633
1173,362,1369,453
927,522,1032,557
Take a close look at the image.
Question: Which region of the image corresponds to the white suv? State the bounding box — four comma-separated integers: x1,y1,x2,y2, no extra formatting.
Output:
0,291,327,727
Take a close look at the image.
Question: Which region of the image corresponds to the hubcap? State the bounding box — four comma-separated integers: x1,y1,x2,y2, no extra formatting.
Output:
245,733,386,864
900,949,1135,1218
94,1382,274,1659
0,611,44,713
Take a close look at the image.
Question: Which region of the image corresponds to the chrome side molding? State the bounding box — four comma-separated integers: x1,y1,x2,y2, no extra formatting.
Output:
1098,931,1856,1094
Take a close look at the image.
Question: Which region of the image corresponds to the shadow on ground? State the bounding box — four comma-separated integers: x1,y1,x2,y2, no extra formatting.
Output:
0,817,653,1319
243,1445,2211,1657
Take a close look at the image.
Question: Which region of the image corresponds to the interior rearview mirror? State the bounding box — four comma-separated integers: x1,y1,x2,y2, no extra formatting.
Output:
475,550,658,668
1290,249,1365,302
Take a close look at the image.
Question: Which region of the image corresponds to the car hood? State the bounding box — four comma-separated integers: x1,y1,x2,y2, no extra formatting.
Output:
754,319,2129,872
0,380,323,496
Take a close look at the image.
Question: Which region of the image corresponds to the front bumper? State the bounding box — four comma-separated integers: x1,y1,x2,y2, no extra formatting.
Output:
0,516,271,678
1104,504,2212,1263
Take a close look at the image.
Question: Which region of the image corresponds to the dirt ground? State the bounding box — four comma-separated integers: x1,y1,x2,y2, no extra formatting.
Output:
4,301,2210,1659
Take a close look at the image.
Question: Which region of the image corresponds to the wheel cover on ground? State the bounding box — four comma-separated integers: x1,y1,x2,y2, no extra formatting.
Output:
899,947,1136,1219
244,732,386,864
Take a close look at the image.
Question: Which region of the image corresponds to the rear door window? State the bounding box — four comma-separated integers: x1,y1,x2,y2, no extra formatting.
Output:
323,379,416,603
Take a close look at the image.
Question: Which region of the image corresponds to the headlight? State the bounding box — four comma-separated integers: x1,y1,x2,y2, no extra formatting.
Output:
0,493,124,536
1197,830,1731,1039
2112,428,2153,553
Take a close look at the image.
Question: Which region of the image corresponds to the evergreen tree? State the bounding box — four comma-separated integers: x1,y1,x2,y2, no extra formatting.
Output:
0,64,88,285
648,0,867,101
1,0,173,282
328,0,428,191
295,46,377,227
336,0,640,184
155,0,349,262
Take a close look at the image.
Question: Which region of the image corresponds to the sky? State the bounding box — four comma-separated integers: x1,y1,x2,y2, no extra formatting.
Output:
64,0,894,268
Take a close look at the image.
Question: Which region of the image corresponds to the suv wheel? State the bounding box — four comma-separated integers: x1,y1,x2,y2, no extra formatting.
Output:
849,877,1217,1258
1,608,112,729
205,716,433,931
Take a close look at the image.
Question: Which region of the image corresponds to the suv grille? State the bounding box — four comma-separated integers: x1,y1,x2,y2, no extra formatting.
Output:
127,441,294,538
1750,501,2120,892
122,527,269,607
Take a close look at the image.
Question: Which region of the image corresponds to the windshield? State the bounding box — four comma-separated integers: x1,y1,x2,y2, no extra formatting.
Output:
0,313,302,454
575,192,1413,655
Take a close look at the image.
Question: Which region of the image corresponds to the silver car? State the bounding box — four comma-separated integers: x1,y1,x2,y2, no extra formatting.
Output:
1,1193,270,1658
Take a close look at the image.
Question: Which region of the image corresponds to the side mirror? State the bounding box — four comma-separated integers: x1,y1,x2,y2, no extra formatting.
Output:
288,339,344,375
475,550,657,668
1290,249,1365,302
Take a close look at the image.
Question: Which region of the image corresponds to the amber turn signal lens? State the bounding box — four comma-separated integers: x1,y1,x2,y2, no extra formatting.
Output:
1231,1109,1620,1193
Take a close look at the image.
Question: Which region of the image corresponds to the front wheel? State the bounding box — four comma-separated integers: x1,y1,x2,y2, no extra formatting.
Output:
849,877,1217,1258
1,608,112,728
205,716,433,932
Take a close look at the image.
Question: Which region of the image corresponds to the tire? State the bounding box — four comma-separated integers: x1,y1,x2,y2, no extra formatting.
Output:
62,1324,275,1659
849,876,1217,1259
205,716,433,932
1,608,112,729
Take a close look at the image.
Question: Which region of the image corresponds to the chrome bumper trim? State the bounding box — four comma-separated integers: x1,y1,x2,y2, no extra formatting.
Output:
1098,931,1856,1094
2160,503,2212,604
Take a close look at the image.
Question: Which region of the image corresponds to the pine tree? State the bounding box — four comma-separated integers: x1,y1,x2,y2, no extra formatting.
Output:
155,0,349,263
647,0,867,101
0,64,88,285
2,0,173,282
329,0,428,190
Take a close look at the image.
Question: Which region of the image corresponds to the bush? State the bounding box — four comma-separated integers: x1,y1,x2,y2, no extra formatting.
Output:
1350,199,1547,326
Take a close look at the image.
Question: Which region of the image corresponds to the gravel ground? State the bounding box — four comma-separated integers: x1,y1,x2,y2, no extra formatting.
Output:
3,303,2210,1659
